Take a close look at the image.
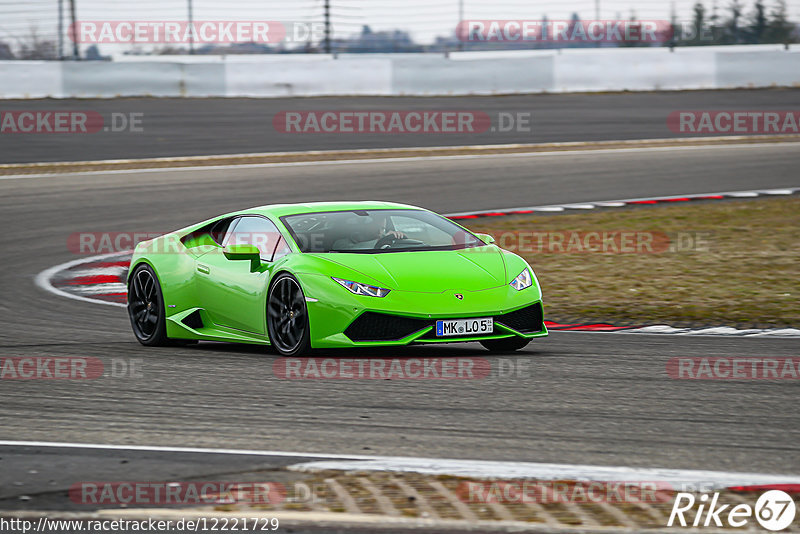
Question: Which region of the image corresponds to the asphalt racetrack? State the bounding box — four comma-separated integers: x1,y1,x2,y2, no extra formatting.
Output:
1,88,799,163
1,138,799,503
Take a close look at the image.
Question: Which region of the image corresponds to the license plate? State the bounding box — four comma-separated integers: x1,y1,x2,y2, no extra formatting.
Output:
435,317,493,337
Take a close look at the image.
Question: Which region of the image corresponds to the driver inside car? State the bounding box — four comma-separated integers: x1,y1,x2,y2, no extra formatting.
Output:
332,214,407,250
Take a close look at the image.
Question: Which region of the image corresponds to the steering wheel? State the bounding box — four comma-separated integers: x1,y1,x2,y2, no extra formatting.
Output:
374,234,398,249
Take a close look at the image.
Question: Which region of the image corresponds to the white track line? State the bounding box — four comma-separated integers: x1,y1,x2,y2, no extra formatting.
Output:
0,440,797,489
67,266,128,277
1,141,797,181
289,459,800,489
568,327,800,337
0,439,377,460
446,187,799,217
67,282,127,295
34,252,129,308
8,135,785,168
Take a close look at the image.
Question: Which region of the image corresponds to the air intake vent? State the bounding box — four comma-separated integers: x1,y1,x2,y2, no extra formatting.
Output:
495,302,544,333
182,310,204,330
344,312,429,342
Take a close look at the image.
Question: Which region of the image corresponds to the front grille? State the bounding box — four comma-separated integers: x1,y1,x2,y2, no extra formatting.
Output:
344,312,430,342
495,302,544,333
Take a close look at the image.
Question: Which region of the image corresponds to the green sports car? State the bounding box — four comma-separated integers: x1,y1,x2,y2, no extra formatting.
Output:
127,201,547,355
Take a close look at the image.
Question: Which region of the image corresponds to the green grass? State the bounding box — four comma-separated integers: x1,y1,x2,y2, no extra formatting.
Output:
466,196,799,328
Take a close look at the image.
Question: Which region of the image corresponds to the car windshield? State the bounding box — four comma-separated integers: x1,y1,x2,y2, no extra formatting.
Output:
281,209,483,253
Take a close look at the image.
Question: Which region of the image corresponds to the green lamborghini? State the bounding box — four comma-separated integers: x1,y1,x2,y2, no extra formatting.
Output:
127,201,547,355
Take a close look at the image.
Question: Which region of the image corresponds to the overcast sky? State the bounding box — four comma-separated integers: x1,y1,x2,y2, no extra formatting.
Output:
3,0,799,52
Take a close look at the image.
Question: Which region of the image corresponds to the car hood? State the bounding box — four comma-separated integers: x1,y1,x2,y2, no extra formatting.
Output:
307,247,508,292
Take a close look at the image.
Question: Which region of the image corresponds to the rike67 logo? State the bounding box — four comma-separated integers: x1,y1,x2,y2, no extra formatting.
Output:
668,490,796,531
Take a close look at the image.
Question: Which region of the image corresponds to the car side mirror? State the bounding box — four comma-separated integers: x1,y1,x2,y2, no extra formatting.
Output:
475,233,495,245
224,244,262,270
224,243,260,260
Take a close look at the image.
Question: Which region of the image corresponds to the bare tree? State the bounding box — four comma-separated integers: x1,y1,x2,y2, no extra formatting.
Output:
0,41,13,59
747,1,768,43
723,0,744,43
18,27,57,60
765,0,796,43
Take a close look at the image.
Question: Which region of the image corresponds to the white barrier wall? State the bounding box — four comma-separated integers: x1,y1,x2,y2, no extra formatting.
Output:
225,57,392,97
716,50,800,88
1,45,798,98
0,61,62,98
391,54,554,95
554,48,717,92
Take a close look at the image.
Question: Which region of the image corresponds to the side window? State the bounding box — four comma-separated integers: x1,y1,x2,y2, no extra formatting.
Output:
181,217,236,249
210,217,236,246
225,216,284,262
272,236,292,262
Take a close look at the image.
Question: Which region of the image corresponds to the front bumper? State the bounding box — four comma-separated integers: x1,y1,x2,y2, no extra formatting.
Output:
298,273,547,348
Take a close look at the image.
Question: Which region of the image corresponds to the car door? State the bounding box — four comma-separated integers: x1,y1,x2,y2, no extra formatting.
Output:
194,216,284,335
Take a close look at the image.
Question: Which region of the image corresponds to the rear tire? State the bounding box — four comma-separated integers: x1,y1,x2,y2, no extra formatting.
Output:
127,264,170,346
480,337,531,352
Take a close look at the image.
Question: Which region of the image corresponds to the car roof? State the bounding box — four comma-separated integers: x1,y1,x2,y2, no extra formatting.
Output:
233,201,426,218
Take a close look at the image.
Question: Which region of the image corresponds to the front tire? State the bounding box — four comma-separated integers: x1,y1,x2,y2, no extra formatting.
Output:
127,264,169,346
480,337,531,352
267,273,311,356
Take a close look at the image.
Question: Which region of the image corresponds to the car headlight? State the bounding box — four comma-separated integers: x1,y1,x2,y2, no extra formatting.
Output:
509,268,533,291
333,277,391,297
